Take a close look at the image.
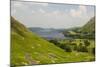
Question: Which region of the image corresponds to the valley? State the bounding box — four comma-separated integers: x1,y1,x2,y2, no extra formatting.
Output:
11,16,95,66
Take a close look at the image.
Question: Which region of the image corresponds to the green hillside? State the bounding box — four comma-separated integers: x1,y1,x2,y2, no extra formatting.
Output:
81,17,95,33
11,17,67,66
11,17,94,66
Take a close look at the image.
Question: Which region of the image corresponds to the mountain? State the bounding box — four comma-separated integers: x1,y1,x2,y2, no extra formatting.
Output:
29,27,66,40
81,17,95,33
11,17,76,66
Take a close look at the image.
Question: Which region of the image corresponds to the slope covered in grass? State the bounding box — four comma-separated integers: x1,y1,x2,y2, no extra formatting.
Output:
11,17,94,66
81,17,95,33
11,17,68,65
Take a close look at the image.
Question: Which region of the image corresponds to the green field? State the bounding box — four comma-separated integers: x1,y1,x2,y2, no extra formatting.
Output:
11,17,95,66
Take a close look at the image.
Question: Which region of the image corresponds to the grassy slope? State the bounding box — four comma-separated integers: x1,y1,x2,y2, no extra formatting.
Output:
11,17,94,66
81,17,95,33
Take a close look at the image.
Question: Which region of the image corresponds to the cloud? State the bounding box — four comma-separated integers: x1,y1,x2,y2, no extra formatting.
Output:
31,10,35,13
11,9,16,15
38,8,46,13
11,1,94,28
12,1,24,7
52,10,60,15
70,5,87,17
33,2,48,7
79,6,87,12
70,9,81,17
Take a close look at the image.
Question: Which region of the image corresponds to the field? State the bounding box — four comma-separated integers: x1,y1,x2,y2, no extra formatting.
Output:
11,17,95,66
49,38,95,61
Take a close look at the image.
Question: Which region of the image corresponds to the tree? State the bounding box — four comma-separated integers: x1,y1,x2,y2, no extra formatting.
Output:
73,45,78,51
77,43,88,52
70,43,77,51
60,44,72,52
92,47,95,55
84,40,90,46
49,40,59,45
65,45,72,52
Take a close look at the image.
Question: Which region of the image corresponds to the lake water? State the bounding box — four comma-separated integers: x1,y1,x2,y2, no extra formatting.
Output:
29,28,67,40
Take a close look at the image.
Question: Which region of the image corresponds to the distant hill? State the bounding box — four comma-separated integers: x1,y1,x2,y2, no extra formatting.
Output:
81,17,95,33
11,17,78,66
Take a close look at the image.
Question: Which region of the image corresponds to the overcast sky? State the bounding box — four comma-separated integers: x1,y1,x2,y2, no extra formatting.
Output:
11,1,95,29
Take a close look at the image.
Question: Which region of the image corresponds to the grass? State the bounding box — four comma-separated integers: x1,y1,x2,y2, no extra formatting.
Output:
81,17,95,33
11,17,95,66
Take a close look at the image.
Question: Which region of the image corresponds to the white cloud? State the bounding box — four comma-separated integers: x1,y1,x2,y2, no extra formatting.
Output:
70,9,82,17
11,1,94,28
44,10,67,17
70,5,87,17
33,2,48,7
12,2,24,7
79,6,87,12
52,11,60,15
11,9,16,15
38,8,45,13
31,10,35,13
40,3,48,7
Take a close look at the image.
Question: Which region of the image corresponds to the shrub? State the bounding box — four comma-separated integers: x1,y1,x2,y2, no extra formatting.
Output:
92,47,95,55
73,45,78,51
76,43,88,52
49,40,72,52
65,45,72,52
84,40,90,46
77,46,88,52
70,43,77,51
70,43,77,46
59,44,66,49
60,44,72,52
79,43,83,46
49,40,59,45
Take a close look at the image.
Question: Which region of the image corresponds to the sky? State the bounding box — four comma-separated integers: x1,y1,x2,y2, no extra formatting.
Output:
11,1,95,29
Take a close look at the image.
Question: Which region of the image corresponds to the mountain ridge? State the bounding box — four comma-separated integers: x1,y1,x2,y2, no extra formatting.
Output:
81,17,95,33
